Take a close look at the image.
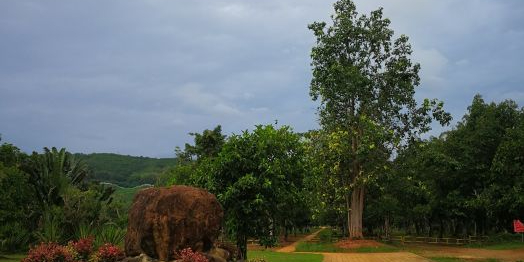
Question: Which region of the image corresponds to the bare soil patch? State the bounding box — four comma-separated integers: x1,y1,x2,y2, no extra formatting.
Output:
402,243,524,261
335,239,384,249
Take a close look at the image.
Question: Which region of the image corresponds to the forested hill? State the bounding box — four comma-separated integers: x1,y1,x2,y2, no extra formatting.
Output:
74,153,176,187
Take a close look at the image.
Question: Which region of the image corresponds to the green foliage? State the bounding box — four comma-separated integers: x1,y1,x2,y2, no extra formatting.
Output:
75,223,96,240
107,184,150,227
61,185,116,238
0,223,31,253
192,124,308,259
94,225,126,247
0,254,25,262
184,125,226,160
363,95,524,238
258,236,278,248
35,208,64,243
23,147,89,208
75,153,176,187
295,241,398,253
0,162,37,252
0,142,125,251
162,125,226,188
0,142,26,167
318,228,334,243
308,0,450,238
247,250,323,262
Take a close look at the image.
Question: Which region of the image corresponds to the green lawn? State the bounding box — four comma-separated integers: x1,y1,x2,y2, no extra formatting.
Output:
466,241,524,250
0,254,25,262
295,241,399,253
295,242,345,252
248,250,323,262
431,257,501,262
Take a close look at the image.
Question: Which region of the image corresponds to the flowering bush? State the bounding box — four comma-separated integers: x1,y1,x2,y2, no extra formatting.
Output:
23,242,74,262
67,236,94,261
92,243,124,262
177,248,208,262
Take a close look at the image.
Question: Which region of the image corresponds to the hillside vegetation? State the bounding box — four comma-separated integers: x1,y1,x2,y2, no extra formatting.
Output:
75,153,176,187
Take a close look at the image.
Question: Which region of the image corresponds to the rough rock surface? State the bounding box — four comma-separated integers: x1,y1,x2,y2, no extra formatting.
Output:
125,186,223,261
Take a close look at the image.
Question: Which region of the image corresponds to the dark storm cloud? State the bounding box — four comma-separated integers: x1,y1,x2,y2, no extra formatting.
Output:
0,0,523,156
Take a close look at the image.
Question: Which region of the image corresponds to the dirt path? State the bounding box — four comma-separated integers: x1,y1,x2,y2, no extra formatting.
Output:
275,228,324,252
407,244,524,262
274,230,524,262
276,229,430,262
321,252,430,262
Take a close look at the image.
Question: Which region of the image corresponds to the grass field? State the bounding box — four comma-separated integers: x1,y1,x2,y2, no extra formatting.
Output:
0,254,25,262
466,241,524,250
248,250,323,262
111,183,152,208
295,241,399,253
431,257,501,262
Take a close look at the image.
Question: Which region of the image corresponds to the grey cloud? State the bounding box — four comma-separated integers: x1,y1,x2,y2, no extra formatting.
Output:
0,0,522,156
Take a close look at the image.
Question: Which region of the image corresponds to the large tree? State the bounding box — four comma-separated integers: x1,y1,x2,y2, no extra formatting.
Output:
308,0,450,238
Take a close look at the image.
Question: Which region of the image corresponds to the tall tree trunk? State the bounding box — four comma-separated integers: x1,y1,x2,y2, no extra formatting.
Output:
348,123,365,239
345,193,351,238
349,185,365,239
237,235,247,261
384,216,390,239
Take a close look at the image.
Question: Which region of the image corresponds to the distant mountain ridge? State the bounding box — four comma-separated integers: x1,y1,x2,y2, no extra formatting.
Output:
74,153,176,187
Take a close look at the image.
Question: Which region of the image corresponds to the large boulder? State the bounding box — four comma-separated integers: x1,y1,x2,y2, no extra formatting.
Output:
125,186,223,261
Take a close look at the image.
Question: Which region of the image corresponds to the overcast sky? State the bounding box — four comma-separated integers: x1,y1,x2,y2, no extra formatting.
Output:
1,0,523,157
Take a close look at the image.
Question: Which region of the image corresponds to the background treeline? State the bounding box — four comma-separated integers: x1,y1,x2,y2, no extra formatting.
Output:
75,153,176,187
362,95,524,238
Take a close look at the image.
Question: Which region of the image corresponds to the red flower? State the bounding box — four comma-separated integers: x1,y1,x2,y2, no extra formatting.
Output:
68,236,94,261
177,248,208,262
23,242,75,262
94,243,124,262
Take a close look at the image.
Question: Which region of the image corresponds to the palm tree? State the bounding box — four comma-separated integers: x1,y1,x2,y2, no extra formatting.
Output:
24,147,89,208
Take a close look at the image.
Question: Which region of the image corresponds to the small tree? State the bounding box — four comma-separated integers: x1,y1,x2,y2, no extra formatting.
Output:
308,0,450,238
195,125,307,259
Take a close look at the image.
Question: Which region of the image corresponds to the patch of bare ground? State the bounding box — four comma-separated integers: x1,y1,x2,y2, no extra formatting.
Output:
401,244,524,262
335,239,384,249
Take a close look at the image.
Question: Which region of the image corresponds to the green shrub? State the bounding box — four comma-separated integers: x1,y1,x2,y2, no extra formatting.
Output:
75,223,96,241
259,235,278,248
318,228,333,243
35,209,63,243
0,223,31,252
94,224,126,247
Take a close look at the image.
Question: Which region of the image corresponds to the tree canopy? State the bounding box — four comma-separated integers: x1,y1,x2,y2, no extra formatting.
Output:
308,0,450,238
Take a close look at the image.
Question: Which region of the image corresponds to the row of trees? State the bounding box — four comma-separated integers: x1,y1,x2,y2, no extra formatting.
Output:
364,96,524,237
0,143,125,253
